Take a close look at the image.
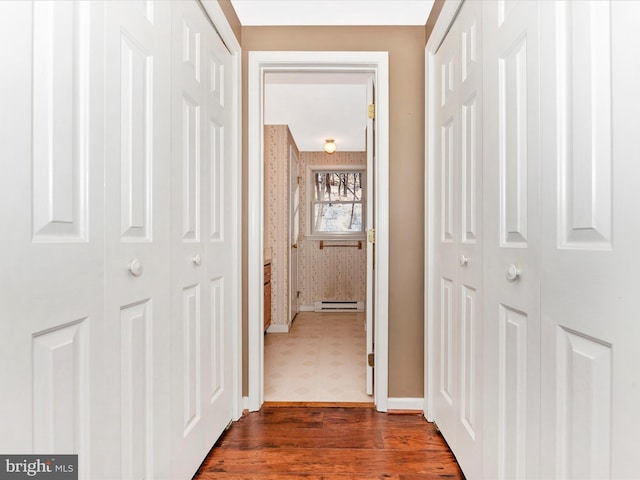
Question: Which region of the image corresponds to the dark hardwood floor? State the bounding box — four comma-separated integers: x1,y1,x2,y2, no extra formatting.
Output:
194,404,464,479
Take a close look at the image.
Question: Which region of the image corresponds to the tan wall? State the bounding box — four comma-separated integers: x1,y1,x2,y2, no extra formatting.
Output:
298,152,367,307
242,26,427,398
216,0,241,45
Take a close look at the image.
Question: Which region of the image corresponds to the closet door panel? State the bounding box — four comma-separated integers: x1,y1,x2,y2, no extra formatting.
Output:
483,1,541,479
104,0,172,477
0,2,105,478
540,1,640,477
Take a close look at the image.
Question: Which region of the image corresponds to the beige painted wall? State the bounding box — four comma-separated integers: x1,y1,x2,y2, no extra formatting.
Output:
242,26,427,398
215,0,431,399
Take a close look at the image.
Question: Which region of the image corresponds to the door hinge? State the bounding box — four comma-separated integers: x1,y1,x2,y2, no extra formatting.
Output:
297,176,302,185
368,103,375,119
367,228,376,244
367,353,375,367
297,290,301,298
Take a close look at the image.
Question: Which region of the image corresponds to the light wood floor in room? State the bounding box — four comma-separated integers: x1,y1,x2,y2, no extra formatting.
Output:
264,312,371,402
193,405,464,479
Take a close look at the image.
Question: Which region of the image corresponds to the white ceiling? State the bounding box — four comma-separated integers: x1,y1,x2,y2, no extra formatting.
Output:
230,0,435,26
265,72,370,152
236,0,436,153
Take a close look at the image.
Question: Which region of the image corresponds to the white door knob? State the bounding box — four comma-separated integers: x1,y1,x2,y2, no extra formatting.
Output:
192,253,202,266
506,264,520,282
129,259,143,277
459,254,469,266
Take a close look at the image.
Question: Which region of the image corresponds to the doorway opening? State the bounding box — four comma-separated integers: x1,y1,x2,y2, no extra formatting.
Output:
247,51,389,412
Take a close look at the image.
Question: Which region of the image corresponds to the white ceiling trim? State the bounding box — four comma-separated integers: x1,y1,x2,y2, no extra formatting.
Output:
230,0,435,26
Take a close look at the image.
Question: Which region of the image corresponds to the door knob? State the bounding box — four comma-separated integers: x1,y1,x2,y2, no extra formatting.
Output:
129,259,143,277
506,264,520,282
459,254,469,266
291,244,297,249
192,253,202,266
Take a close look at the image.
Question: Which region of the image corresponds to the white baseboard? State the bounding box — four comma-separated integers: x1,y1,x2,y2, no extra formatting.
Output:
266,323,290,333
388,397,424,411
299,305,315,312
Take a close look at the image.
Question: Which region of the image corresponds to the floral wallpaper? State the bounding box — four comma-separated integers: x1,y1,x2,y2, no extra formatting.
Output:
298,152,367,306
264,126,367,325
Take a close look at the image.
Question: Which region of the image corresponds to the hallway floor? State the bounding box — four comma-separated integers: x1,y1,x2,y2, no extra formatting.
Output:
264,312,372,403
194,405,464,479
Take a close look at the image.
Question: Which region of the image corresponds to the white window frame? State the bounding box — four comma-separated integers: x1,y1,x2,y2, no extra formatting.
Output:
306,164,366,241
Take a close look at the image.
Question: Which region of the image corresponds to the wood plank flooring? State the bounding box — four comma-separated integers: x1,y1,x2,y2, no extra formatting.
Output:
194,404,464,479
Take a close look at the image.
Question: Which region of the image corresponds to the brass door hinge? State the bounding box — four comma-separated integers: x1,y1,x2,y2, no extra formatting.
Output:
367,228,376,244
367,353,375,367
368,103,375,119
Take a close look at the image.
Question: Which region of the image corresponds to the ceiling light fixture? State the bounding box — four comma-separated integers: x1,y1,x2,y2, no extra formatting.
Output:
324,138,336,154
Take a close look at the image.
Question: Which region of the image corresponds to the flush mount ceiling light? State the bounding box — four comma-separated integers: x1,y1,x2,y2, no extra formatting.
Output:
324,138,337,154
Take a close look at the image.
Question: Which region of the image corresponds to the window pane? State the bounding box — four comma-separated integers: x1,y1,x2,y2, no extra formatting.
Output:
314,203,363,232
313,172,363,202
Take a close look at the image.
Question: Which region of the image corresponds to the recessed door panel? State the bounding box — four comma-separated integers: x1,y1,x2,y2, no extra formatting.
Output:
460,285,477,438
182,96,201,242
499,36,528,247
440,277,454,405
556,327,611,479
182,284,201,434
120,33,152,241
32,319,88,454
441,119,455,242
32,1,89,242
498,304,528,480
182,20,200,83
210,277,224,402
461,95,478,243
209,119,223,241
120,300,153,479
556,0,612,249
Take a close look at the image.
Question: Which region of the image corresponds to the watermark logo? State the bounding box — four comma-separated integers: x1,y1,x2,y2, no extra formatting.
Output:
0,456,77,480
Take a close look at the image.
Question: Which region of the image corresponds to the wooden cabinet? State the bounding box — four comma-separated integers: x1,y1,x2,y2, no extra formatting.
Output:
264,262,271,331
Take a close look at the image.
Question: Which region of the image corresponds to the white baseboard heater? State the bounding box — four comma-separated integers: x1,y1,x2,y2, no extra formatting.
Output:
314,300,364,312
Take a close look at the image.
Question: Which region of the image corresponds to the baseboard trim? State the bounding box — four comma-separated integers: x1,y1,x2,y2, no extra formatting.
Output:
387,397,424,412
299,305,314,312
266,323,290,333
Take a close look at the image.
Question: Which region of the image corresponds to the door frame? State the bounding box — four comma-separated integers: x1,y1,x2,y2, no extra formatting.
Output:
424,0,464,421
247,51,390,412
201,0,243,422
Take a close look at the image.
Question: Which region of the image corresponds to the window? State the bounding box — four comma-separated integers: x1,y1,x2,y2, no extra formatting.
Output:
307,166,365,239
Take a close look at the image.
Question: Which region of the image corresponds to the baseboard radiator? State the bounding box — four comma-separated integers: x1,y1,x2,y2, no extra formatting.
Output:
314,300,364,312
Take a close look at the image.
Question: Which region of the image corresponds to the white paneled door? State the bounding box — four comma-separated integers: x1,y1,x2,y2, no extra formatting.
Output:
428,0,483,477
170,1,234,478
104,1,172,478
539,1,640,477
0,1,238,479
483,1,541,478
0,1,105,477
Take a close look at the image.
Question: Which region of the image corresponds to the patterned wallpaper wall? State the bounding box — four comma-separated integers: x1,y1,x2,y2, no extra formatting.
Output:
298,151,367,307
265,126,367,325
264,125,297,326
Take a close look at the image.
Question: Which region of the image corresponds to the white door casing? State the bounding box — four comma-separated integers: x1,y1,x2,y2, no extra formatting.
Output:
248,51,389,412
539,1,640,477
289,146,299,324
426,0,484,477
170,1,235,478
104,1,172,477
